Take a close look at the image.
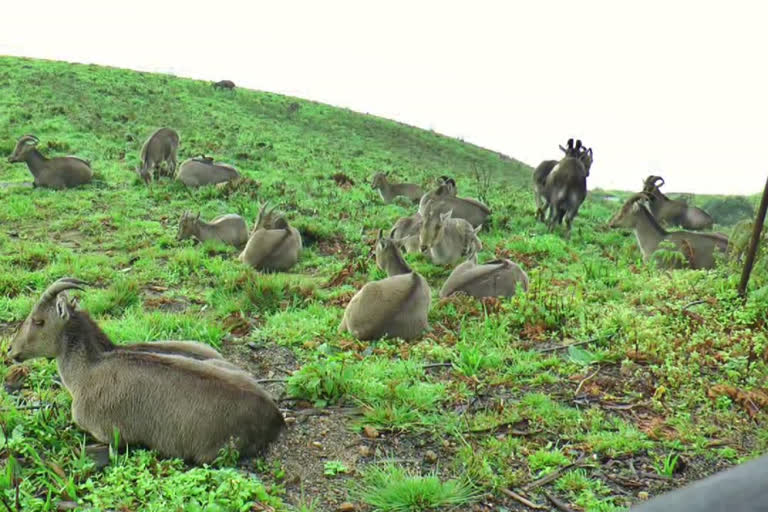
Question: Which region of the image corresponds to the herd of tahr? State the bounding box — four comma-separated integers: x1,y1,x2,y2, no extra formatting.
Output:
4,128,729,464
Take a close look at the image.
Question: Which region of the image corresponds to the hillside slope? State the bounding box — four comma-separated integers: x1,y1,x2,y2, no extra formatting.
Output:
1,57,767,511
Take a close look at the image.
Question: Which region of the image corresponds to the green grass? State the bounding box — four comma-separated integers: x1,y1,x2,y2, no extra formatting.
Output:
0,55,767,510
352,463,479,511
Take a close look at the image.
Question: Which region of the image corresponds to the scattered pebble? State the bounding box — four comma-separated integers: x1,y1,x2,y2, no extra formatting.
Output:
337,502,356,512
358,445,371,457
311,441,323,449
424,450,438,463
363,425,379,438
638,491,650,500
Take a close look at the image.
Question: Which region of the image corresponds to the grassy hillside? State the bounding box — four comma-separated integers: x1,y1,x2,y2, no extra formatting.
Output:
0,56,766,511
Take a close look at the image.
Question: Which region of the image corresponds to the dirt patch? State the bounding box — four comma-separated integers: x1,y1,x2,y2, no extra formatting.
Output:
263,411,362,508
316,236,356,259
218,340,477,509
142,286,189,313
50,229,86,250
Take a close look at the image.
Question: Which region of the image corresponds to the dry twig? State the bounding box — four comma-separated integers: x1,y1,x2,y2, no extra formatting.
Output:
523,453,589,491
501,489,547,510
574,366,601,396
543,490,574,512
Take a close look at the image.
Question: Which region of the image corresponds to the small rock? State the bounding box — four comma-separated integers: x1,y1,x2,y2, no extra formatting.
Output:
638,491,649,500
358,445,372,457
311,441,323,449
57,502,79,511
424,450,438,463
442,439,450,449
284,416,297,426
85,444,110,470
363,426,379,438
337,502,356,512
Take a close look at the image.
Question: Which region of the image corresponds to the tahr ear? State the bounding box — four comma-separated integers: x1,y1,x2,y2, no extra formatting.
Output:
55,293,71,321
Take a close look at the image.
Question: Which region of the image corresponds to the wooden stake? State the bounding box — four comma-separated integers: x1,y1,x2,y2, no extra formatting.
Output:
738,176,768,297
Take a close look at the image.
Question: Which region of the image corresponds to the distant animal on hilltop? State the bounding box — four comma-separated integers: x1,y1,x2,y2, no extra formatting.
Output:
7,278,285,464
138,128,179,186
7,134,93,188
642,175,714,230
213,80,236,90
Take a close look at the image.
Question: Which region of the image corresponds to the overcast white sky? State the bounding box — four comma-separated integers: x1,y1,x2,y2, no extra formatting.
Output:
2,1,767,195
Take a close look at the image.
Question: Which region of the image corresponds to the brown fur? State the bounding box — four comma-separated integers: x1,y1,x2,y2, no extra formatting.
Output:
7,135,93,189
177,211,248,247
440,255,529,298
389,212,423,254
543,157,588,236
139,128,179,185
371,173,423,203
338,234,430,340
533,160,558,221
239,204,302,271
420,202,482,265
176,158,240,187
608,193,729,269
538,139,594,230
213,80,236,90
642,175,714,230
418,181,490,228
8,279,284,464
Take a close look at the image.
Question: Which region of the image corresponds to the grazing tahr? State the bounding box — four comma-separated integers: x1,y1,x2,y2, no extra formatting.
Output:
338,231,430,341
542,138,593,236
7,278,285,464
608,192,728,269
138,128,179,185
177,211,249,248
213,80,236,90
176,156,240,187
239,203,302,271
440,249,529,299
642,175,714,230
371,172,424,204
389,212,423,254
420,200,482,265
418,177,490,228
7,134,93,189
